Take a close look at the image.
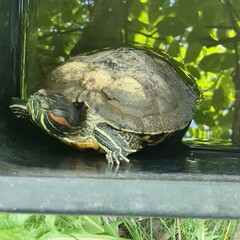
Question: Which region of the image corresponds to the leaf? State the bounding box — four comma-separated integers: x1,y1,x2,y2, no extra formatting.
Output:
176,0,199,25
184,42,202,63
45,216,57,230
148,0,162,23
199,53,235,73
167,39,180,57
138,10,149,25
43,230,128,240
212,87,225,111
194,110,215,127
0,228,30,240
187,22,209,43
103,219,122,237
156,17,186,37
218,111,233,127
7,214,31,228
82,216,105,234
129,0,145,19
186,65,200,79
200,2,217,26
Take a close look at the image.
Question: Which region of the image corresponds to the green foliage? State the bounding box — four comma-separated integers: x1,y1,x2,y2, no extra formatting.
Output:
126,0,238,145
0,214,127,240
121,218,240,240
199,53,235,73
184,42,202,63
1,214,240,239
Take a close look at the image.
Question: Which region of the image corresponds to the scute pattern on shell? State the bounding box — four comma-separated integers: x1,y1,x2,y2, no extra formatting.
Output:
46,48,197,134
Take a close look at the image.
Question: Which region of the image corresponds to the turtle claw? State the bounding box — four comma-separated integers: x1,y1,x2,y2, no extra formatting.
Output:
106,150,130,165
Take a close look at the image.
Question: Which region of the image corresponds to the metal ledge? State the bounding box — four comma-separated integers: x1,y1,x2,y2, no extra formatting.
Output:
1,106,240,217
1,177,240,218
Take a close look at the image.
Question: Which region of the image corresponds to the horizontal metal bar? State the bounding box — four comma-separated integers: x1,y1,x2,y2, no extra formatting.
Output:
0,176,240,218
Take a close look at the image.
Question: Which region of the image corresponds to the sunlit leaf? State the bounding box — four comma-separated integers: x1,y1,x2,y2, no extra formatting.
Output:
82,216,105,234
138,10,149,24
0,228,30,240
7,215,31,228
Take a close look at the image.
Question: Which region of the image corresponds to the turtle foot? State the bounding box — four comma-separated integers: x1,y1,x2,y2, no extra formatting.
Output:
105,150,130,165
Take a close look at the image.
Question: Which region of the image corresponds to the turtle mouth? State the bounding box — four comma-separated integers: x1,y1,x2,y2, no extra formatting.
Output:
27,89,81,137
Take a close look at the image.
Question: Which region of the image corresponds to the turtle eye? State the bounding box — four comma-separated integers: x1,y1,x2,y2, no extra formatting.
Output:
74,101,84,110
48,109,72,129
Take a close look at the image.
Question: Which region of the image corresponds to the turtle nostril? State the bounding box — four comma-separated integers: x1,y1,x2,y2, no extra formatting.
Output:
38,89,48,96
40,99,50,109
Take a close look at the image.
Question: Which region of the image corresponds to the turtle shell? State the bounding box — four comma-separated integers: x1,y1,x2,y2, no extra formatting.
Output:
45,48,198,134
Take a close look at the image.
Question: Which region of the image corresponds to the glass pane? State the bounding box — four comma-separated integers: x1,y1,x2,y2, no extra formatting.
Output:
20,0,240,148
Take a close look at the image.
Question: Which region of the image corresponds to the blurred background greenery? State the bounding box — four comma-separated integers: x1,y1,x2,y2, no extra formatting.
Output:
21,0,240,148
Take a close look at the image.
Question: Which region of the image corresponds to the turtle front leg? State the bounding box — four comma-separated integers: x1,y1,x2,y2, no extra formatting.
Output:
94,123,143,164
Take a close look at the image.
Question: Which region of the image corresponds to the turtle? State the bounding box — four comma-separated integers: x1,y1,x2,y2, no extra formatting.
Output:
10,47,199,164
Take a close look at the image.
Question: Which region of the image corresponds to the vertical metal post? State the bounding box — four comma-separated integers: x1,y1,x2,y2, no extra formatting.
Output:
0,0,22,102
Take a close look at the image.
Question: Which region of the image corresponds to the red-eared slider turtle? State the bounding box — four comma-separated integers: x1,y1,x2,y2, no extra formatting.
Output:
10,48,198,164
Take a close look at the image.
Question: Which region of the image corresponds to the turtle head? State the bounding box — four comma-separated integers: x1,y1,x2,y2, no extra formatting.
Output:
11,89,81,137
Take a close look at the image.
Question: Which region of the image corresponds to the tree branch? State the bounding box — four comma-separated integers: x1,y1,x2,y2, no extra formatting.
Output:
37,27,83,40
